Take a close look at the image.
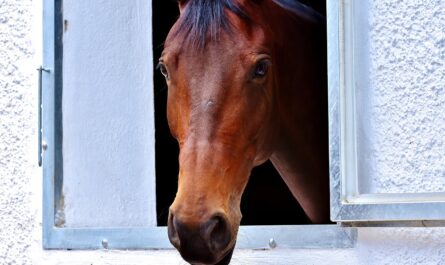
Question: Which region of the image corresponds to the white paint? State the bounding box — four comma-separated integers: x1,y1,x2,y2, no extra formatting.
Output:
356,0,445,194
62,0,156,227
2,0,445,264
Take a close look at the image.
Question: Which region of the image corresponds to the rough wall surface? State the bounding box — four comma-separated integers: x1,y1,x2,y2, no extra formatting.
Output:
0,0,36,264
358,0,445,193
1,0,445,264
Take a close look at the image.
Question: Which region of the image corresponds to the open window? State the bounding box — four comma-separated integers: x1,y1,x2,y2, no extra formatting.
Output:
329,0,445,226
153,1,323,228
42,0,444,250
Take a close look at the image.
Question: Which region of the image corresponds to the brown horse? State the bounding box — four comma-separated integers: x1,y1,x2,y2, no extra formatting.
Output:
158,0,328,264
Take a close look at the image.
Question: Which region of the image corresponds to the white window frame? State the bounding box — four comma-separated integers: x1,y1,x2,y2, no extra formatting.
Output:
40,0,373,250
329,0,445,226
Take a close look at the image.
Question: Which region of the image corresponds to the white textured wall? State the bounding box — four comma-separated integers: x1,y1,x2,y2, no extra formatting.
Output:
357,0,445,194
0,0,38,263
1,0,445,264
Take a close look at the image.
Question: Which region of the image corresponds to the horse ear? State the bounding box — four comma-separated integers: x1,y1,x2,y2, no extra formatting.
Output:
178,0,188,12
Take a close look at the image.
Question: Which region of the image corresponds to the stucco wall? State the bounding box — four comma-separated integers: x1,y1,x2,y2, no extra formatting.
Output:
1,0,445,264
0,0,38,263
357,0,445,194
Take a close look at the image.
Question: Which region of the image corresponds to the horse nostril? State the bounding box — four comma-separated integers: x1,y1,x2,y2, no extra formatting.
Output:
167,213,232,264
167,213,180,249
204,214,231,253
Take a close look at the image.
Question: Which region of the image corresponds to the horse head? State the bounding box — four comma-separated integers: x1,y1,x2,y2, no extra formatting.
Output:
159,0,327,264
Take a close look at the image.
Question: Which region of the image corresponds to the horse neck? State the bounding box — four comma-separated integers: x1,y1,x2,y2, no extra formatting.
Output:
267,3,330,223
270,5,327,155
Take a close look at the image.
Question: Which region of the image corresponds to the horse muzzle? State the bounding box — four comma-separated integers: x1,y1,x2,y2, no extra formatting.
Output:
168,211,235,264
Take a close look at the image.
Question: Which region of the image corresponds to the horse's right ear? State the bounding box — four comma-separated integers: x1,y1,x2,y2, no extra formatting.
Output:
178,0,189,12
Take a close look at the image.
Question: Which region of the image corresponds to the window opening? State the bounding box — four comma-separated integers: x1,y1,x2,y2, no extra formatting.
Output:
153,0,330,227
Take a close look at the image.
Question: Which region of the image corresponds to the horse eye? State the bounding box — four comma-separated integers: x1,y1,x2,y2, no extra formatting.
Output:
157,62,169,79
253,60,270,78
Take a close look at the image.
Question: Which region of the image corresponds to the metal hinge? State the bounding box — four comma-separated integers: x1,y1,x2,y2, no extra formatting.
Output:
38,66,50,167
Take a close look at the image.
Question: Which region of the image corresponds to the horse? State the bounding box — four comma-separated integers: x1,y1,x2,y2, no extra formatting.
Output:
158,0,328,264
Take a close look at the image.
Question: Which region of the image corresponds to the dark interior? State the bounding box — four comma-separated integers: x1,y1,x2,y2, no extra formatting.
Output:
153,0,327,226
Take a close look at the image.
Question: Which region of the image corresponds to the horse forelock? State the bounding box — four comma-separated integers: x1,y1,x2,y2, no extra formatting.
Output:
172,0,251,48
170,0,324,49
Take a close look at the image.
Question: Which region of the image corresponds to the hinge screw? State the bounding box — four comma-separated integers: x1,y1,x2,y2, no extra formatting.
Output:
269,238,277,249
42,141,48,151
102,239,109,249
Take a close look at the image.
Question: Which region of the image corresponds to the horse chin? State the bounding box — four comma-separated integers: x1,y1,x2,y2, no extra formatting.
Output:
188,245,235,265
214,246,235,265
214,246,236,265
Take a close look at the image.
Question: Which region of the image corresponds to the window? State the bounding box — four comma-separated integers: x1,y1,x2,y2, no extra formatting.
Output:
329,0,445,225
42,0,354,249
43,0,445,250
153,1,319,227
42,0,353,250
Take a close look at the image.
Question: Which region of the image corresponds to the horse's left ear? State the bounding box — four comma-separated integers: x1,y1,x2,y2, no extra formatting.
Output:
178,0,188,12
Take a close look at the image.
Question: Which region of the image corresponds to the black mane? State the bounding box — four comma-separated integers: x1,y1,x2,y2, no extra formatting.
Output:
174,0,250,48
173,0,324,48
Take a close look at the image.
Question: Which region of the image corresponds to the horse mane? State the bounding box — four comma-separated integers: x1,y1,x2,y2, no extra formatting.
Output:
173,0,324,48
271,0,325,23
173,0,250,48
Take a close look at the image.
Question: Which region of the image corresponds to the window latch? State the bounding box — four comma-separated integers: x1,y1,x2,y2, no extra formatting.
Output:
38,66,50,167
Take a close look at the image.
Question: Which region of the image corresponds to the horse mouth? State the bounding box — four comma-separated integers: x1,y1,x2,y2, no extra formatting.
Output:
214,246,235,265
189,246,235,265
